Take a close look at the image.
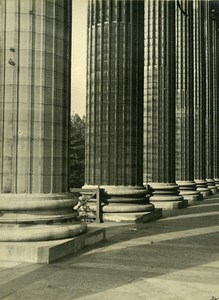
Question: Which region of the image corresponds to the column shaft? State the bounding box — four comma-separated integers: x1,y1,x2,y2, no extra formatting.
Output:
85,0,155,222
0,0,86,241
144,0,184,209
212,5,219,188
175,0,200,203
205,1,217,194
193,0,211,197
86,0,144,186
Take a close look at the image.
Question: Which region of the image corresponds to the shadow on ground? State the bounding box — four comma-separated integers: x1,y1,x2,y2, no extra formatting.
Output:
0,196,219,300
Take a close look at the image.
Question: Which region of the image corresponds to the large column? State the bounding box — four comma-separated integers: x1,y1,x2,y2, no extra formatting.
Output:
0,0,86,241
175,0,200,204
212,4,219,188
144,0,184,209
204,0,217,194
193,0,211,197
84,0,155,222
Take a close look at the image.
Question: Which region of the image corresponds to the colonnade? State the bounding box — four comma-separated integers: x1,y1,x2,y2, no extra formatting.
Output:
85,0,219,220
0,0,219,245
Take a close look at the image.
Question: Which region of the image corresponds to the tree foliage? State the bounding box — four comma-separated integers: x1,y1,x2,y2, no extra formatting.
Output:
69,114,85,188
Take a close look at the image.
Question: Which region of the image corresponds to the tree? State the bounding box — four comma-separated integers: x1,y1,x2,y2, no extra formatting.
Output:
69,114,85,188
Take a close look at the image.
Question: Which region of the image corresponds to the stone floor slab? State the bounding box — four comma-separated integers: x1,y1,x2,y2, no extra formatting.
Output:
0,227,105,264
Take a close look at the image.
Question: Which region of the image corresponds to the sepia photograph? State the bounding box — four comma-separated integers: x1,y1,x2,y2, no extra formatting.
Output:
0,0,219,299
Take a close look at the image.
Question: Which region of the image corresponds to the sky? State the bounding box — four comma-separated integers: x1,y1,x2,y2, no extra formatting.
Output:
71,0,88,116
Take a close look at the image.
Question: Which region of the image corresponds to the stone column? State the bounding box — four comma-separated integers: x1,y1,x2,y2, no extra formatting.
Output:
204,0,217,194
212,5,219,189
175,0,200,204
193,0,211,197
144,0,184,209
85,0,155,222
0,0,86,241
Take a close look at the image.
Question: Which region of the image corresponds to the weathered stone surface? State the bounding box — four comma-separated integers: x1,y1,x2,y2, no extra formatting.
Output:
0,0,87,242
175,1,200,203
85,0,156,221
148,183,185,210
85,0,144,187
193,0,214,198
82,185,156,222
195,179,211,198
143,0,183,209
176,181,201,204
205,3,219,191
103,209,162,223
0,227,105,263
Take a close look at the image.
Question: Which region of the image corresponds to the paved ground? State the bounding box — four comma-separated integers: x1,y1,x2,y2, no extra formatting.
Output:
1,194,219,300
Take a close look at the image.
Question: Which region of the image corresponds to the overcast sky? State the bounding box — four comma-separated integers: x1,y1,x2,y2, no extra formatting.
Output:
71,0,88,116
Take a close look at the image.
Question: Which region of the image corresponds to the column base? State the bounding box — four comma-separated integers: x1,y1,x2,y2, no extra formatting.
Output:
195,179,212,198
206,179,218,194
0,194,87,242
176,181,201,205
148,183,186,210
214,178,219,190
81,185,158,223
103,209,162,223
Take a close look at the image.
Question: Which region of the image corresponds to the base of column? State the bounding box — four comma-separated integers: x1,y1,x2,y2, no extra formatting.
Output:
195,179,212,198
206,179,218,194
81,185,158,223
214,178,219,190
148,183,186,210
0,227,105,264
103,209,162,223
176,181,201,205
0,194,87,242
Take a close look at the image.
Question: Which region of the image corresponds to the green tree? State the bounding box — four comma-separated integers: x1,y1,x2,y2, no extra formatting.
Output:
69,114,85,188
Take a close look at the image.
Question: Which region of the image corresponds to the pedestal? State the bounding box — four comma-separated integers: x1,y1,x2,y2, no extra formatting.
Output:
82,185,158,223
214,178,219,190
206,179,218,194
176,181,201,205
175,1,200,205
195,180,211,198
0,194,87,242
149,183,185,210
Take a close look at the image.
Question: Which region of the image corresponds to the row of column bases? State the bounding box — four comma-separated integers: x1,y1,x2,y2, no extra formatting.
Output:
83,0,219,220
0,0,219,244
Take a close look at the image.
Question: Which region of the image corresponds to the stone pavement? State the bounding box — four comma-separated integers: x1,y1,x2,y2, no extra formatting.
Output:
1,195,219,300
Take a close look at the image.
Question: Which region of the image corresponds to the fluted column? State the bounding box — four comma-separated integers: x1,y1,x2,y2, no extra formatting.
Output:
204,0,217,194
212,5,219,188
0,0,86,241
85,0,155,222
175,0,200,204
193,0,211,197
144,0,184,209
